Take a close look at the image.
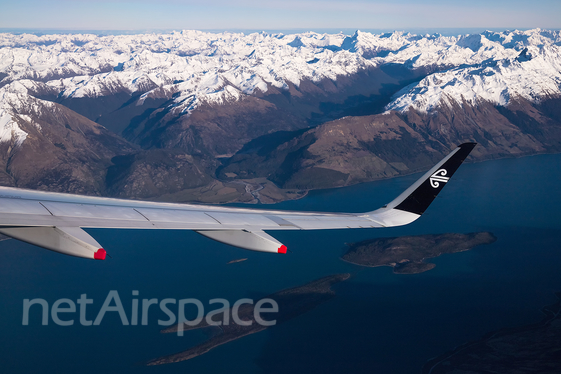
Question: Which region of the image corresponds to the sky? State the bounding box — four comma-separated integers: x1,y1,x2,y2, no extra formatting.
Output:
0,0,560,33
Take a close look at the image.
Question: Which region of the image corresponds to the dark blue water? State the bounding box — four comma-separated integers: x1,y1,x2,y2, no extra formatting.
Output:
1,154,561,373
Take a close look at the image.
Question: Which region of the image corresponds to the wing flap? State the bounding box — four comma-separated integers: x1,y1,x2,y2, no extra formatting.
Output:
205,212,279,228
41,201,148,221
0,198,51,215
275,214,383,229
133,208,220,225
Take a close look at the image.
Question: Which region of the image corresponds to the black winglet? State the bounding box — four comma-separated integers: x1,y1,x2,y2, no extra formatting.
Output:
393,143,477,215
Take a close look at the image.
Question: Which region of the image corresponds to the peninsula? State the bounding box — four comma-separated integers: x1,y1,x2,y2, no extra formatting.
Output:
147,273,350,365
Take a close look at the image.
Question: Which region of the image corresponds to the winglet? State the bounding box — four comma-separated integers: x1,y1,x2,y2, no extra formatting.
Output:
365,143,476,226
392,142,476,215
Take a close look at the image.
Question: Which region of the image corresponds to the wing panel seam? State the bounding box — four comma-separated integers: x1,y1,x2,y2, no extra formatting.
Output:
133,208,152,223
204,212,222,224
39,202,54,216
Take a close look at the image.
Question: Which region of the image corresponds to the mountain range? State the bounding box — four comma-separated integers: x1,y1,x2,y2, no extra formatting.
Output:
1,28,560,202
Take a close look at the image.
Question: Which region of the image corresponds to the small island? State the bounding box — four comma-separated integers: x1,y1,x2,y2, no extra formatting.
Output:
147,273,350,365
227,258,248,264
342,232,496,274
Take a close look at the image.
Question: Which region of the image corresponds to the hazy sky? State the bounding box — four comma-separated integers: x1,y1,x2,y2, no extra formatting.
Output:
1,0,560,32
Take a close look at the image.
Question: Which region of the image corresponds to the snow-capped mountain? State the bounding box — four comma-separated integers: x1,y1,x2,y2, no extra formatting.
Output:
0,80,135,194
2,29,559,120
386,34,561,112
0,28,560,200
0,30,368,115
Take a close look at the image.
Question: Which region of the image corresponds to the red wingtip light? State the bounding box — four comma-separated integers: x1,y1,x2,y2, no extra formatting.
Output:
278,245,287,254
94,248,107,260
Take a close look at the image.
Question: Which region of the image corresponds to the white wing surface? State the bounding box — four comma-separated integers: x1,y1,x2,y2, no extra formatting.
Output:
0,143,476,259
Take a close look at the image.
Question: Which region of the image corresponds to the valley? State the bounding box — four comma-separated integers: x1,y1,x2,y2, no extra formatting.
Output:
0,29,560,202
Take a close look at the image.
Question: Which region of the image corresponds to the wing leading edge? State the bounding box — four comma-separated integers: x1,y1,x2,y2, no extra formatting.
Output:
0,143,476,259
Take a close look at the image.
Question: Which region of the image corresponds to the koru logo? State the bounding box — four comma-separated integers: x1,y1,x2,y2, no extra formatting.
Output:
429,169,449,188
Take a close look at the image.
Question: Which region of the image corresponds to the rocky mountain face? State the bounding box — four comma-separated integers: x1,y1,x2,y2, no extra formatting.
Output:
0,29,560,201
105,149,214,199
43,66,420,158
0,83,136,195
219,95,561,190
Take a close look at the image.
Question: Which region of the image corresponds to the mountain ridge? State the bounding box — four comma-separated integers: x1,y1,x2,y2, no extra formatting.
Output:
0,29,560,202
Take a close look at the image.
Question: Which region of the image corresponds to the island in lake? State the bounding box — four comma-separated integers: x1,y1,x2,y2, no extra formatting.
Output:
147,273,350,365
342,232,497,274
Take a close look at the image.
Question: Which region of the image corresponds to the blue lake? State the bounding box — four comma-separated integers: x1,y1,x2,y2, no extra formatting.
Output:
1,153,561,373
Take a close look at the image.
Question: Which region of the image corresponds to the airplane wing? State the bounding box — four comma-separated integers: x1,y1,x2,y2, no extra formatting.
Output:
0,143,476,259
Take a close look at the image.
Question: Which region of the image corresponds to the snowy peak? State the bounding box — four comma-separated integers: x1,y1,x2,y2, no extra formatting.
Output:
386,32,561,113
1,28,560,120
0,81,56,147
0,108,27,147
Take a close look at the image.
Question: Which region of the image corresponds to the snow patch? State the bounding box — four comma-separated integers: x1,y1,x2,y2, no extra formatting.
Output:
0,109,28,146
